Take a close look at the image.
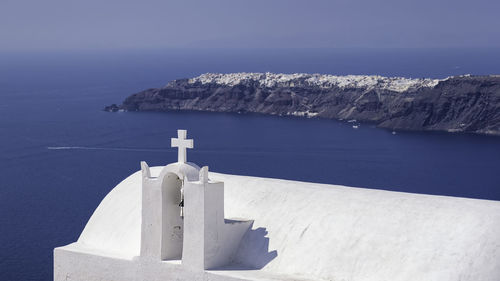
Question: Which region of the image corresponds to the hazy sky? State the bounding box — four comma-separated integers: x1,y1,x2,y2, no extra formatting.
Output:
1,0,500,51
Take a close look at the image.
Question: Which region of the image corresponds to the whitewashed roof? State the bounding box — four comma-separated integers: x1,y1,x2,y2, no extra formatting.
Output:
77,167,500,281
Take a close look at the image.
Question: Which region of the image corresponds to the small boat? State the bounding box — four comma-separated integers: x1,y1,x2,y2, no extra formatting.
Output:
352,125,359,129
392,131,397,135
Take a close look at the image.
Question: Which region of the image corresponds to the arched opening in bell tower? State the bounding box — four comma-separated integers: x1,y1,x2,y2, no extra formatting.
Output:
160,172,184,260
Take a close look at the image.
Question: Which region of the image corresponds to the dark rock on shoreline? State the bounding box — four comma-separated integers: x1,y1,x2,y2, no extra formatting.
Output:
104,104,120,112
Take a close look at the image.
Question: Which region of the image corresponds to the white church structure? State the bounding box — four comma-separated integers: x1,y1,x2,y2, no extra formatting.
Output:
54,130,500,281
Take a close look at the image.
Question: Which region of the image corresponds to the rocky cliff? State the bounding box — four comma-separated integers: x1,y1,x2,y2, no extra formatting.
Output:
107,73,500,135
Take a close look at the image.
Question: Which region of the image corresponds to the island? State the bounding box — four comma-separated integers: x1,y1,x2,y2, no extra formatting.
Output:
106,73,500,135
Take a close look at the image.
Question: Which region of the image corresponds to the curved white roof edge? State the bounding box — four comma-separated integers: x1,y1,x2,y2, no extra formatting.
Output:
77,167,500,281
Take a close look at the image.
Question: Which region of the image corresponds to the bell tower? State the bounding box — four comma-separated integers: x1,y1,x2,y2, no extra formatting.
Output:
139,130,196,260
139,129,251,269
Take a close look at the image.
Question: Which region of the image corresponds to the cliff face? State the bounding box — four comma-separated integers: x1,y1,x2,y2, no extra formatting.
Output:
114,73,500,135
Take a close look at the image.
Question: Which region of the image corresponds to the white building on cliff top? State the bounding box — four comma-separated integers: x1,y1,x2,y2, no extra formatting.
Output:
54,130,500,281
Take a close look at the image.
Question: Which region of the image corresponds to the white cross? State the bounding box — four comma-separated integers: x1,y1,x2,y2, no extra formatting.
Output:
171,129,193,163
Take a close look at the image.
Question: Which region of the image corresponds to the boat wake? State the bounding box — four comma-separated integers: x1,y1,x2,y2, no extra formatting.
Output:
47,146,171,152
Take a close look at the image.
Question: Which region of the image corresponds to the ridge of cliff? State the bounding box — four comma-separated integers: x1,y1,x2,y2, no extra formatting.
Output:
107,73,500,135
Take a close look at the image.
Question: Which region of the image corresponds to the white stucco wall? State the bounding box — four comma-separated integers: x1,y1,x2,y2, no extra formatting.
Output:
69,167,500,281
182,178,252,270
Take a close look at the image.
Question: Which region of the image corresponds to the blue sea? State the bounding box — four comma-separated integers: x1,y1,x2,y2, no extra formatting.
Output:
1,48,500,280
